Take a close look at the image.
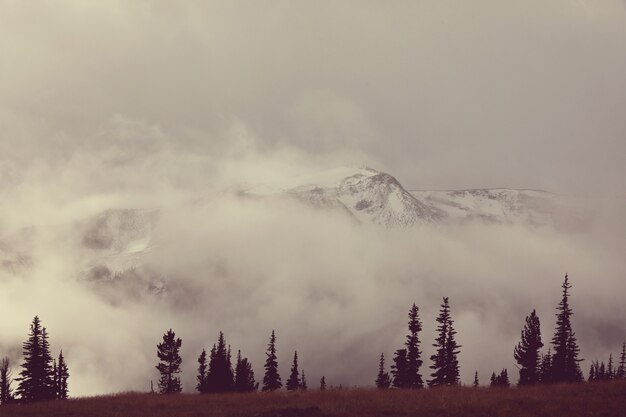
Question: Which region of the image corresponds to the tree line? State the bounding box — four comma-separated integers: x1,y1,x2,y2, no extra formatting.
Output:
2,273,624,403
0,316,69,405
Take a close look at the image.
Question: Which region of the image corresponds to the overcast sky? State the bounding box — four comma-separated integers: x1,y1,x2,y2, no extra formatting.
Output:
1,1,626,396
1,1,625,198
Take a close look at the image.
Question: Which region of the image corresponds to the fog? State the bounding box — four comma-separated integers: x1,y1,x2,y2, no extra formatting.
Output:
1,1,626,396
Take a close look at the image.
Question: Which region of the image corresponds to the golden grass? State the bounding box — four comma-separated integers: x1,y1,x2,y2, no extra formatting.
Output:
2,380,626,417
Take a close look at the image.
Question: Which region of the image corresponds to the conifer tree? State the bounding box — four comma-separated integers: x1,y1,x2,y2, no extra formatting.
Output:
549,274,583,382
588,362,596,382
207,332,234,392
234,350,258,392
473,371,479,388
196,349,208,393
607,353,614,379
301,370,307,390
617,342,626,379
56,351,69,399
539,349,552,383
286,351,301,391
428,297,461,387
375,353,391,389
391,349,408,388
514,310,543,385
262,330,282,391
16,316,55,402
155,329,182,394
490,369,510,387
0,357,13,405
320,376,326,390
405,303,424,388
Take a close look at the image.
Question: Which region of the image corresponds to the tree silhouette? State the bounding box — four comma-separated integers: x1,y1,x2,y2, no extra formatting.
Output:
549,274,583,382
56,351,69,399
428,297,461,387
391,349,408,388
617,342,626,379
301,370,307,390
234,350,258,392
0,357,13,405
405,303,424,388
375,353,391,389
320,376,326,390
539,348,552,383
473,371,479,388
286,351,301,391
262,330,282,391
155,329,182,394
16,316,55,402
207,332,234,392
490,369,510,387
514,310,543,385
196,349,208,393
607,353,615,379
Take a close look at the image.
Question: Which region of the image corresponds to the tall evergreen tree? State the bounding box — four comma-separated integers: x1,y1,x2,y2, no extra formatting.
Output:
549,274,583,382
155,329,183,394
607,353,614,380
320,376,326,390
375,353,391,389
16,316,55,402
514,310,544,385
405,303,424,388
56,351,69,400
391,349,408,388
428,297,461,387
617,342,626,379
262,330,282,391
207,332,234,392
0,357,13,405
234,350,258,392
286,351,301,391
196,349,208,393
473,371,479,388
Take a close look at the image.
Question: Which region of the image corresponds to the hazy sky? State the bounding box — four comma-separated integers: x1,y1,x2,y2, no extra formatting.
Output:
1,1,625,197
1,1,626,396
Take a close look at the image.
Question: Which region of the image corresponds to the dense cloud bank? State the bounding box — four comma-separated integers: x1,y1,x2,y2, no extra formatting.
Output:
1,1,625,396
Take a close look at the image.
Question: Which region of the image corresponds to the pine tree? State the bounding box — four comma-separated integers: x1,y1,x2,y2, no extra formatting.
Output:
539,349,552,383
57,351,69,399
234,351,258,392
262,330,282,391
16,316,55,402
206,332,234,392
375,353,391,389
301,370,307,390
549,274,583,382
428,297,461,387
391,349,408,388
617,342,626,379
473,371,479,388
405,303,424,388
490,369,510,387
514,310,544,385
286,351,301,391
588,362,596,382
155,329,183,394
607,353,614,380
0,357,13,405
196,349,208,393
320,376,326,390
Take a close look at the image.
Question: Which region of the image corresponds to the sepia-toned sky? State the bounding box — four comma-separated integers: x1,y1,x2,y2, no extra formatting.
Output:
1,1,626,396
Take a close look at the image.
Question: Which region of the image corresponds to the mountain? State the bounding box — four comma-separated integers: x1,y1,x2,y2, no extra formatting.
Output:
1,167,567,285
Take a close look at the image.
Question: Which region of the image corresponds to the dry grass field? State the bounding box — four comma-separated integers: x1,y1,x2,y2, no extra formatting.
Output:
2,380,625,417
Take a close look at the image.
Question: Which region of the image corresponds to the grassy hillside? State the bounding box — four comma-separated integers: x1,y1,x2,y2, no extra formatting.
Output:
2,381,625,417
